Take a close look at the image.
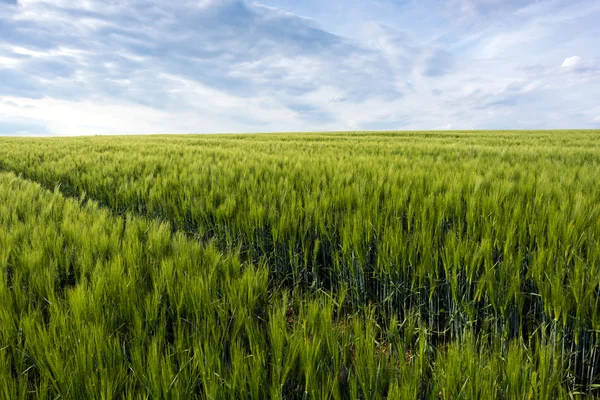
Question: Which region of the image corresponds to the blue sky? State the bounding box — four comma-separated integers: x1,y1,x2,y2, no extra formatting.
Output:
0,0,599,135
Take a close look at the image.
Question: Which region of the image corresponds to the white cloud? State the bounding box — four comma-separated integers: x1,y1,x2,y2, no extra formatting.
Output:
0,96,180,135
480,23,548,58
561,56,582,70
560,56,599,78
0,56,22,68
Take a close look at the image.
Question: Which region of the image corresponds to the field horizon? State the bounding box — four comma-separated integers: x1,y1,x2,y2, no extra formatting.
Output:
3,128,600,139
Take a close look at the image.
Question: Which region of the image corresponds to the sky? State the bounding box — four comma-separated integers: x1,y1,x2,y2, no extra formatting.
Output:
0,0,599,135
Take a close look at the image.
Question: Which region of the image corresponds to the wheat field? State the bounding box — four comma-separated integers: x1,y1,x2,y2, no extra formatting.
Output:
0,130,599,398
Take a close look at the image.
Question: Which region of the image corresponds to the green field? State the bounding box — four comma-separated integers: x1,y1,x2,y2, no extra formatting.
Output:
0,131,599,398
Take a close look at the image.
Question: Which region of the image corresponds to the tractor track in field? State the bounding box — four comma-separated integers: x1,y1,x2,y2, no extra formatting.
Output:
0,164,194,235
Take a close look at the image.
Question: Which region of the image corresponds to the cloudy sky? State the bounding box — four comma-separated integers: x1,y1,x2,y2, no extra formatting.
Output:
0,0,599,135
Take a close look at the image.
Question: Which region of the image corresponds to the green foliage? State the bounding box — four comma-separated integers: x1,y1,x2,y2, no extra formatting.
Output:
0,130,599,397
